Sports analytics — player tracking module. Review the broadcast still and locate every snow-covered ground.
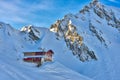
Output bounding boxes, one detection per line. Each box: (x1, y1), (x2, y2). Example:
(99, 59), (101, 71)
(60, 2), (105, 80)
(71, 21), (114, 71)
(0, 0), (120, 80)
(49, 0), (120, 80)
(0, 22), (92, 80)
(0, 58), (91, 80)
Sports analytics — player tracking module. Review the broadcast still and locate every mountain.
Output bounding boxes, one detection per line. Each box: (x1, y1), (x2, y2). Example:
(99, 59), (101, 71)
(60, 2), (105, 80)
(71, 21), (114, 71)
(50, 0), (120, 62)
(0, 22), (91, 80)
(50, 0), (120, 80)
(0, 0), (120, 80)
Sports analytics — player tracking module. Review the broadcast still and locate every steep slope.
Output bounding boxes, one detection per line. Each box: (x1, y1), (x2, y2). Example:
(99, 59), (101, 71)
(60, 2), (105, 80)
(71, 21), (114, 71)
(0, 22), (91, 80)
(0, 0), (120, 80)
(50, 0), (120, 80)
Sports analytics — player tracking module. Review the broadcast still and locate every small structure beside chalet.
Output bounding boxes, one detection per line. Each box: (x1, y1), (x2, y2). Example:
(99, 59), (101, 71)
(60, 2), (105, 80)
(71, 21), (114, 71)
(23, 50), (54, 67)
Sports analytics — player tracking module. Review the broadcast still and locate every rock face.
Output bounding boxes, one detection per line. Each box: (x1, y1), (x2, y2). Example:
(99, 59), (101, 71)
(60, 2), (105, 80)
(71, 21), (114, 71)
(89, 23), (107, 47)
(21, 25), (40, 41)
(50, 0), (120, 62)
(1, 0), (120, 80)
(50, 19), (97, 62)
(80, 0), (120, 30)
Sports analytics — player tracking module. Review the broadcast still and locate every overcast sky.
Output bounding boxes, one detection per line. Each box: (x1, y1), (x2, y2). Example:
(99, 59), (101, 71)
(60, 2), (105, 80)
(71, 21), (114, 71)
(0, 0), (120, 29)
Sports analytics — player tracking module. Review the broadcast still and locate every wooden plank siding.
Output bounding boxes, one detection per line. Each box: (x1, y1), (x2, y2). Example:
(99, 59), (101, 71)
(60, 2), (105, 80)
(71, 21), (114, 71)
(24, 52), (36, 56)
(23, 57), (42, 63)
(24, 52), (46, 56)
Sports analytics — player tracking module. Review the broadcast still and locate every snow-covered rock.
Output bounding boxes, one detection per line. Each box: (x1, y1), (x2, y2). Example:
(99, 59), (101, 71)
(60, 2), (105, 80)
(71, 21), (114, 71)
(50, 0), (120, 80)
(0, 0), (120, 80)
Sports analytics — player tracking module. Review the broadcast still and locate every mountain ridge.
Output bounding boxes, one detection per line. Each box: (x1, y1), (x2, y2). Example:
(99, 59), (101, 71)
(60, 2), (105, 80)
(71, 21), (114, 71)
(0, 0), (120, 80)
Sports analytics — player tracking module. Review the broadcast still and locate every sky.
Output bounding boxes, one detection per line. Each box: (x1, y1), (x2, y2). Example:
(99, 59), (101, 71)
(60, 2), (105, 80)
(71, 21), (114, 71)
(0, 0), (120, 29)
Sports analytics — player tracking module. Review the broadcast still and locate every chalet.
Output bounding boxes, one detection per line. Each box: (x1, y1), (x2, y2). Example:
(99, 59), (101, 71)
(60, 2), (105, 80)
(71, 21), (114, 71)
(23, 50), (54, 67)
(44, 50), (54, 61)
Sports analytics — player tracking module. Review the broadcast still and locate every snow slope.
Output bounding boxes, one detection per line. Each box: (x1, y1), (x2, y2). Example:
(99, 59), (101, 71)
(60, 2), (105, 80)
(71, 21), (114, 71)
(0, 0), (120, 80)
(0, 22), (91, 80)
(50, 0), (120, 80)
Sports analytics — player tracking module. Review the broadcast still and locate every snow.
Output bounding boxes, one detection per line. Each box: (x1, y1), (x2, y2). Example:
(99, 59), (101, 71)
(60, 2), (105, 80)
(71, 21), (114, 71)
(0, 23), (91, 80)
(0, 58), (91, 80)
(1, 0), (120, 80)
(50, 1), (120, 80)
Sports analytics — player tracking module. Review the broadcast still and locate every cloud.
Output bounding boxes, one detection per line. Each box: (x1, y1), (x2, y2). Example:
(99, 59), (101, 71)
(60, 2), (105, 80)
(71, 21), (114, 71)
(33, 0), (54, 10)
(0, 0), (54, 27)
(0, 0), (91, 29)
(108, 0), (120, 3)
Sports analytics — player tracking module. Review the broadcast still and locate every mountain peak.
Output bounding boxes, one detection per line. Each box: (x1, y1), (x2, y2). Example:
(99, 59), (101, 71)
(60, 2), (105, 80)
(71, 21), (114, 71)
(20, 25), (34, 32)
(91, 0), (99, 5)
(92, 0), (99, 3)
(90, 0), (103, 8)
(0, 22), (15, 31)
(79, 0), (103, 14)
(21, 25), (41, 41)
